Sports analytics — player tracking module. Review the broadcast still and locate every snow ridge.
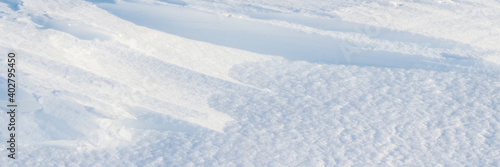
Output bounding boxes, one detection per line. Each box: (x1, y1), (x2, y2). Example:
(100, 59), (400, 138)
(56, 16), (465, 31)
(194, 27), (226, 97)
(0, 0), (499, 166)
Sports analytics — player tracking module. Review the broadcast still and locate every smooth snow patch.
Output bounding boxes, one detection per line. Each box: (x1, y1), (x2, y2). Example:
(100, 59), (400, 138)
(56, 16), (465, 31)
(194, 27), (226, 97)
(121, 107), (204, 133)
(31, 15), (110, 40)
(0, 78), (42, 113)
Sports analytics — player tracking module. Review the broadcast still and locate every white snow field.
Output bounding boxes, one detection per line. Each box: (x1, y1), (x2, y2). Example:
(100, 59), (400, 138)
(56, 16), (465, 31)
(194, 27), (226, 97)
(0, 0), (499, 166)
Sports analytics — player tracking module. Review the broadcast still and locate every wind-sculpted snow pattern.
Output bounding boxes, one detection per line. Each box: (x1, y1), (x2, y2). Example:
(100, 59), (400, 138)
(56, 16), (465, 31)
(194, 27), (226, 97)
(0, 0), (499, 166)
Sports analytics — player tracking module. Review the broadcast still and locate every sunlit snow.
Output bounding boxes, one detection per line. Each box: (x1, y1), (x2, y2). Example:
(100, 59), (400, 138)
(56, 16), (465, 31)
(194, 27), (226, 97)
(0, 0), (499, 166)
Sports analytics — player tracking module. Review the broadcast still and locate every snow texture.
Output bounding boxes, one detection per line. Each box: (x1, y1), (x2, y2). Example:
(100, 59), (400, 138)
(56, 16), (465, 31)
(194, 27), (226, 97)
(0, 0), (499, 166)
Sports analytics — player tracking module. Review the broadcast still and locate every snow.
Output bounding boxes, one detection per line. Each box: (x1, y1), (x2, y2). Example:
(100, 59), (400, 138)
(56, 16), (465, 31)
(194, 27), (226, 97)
(0, 0), (499, 166)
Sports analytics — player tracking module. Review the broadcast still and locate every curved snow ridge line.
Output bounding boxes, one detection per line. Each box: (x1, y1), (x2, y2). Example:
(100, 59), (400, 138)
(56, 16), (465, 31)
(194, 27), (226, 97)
(92, 1), (487, 70)
(238, 15), (447, 56)
(174, 0), (495, 67)
(216, 8), (487, 63)
(15, 51), (231, 150)
(330, 0), (500, 63)
(20, 41), (235, 132)
(0, 1), (260, 134)
(245, 10), (496, 69)
(20, 0), (271, 84)
(91, 1), (271, 82)
(119, 37), (274, 93)
(0, 20), (237, 136)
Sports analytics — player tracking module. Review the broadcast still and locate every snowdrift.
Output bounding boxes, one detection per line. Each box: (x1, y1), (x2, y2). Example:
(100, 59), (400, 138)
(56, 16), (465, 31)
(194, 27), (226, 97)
(0, 0), (499, 166)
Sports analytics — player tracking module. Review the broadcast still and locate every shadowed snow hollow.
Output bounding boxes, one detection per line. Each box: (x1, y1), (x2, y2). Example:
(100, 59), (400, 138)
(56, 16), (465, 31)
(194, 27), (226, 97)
(0, 0), (499, 166)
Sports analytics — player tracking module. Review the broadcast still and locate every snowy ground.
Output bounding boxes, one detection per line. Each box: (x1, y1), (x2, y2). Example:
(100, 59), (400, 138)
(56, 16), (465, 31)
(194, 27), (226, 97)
(0, 0), (499, 166)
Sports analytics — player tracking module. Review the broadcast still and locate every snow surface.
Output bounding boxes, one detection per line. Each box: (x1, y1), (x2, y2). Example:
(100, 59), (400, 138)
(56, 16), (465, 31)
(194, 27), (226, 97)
(0, 0), (499, 166)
